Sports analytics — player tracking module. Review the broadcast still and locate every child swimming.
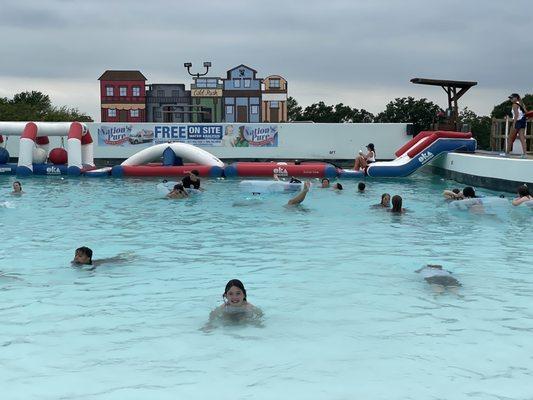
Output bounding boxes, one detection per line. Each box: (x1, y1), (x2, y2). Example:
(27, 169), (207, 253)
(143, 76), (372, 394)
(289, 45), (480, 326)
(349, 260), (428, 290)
(203, 279), (263, 331)
(415, 264), (461, 294)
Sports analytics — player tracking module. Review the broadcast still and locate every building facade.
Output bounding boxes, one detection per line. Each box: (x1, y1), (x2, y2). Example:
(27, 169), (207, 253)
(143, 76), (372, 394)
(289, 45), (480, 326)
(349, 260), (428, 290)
(190, 77), (224, 123)
(98, 70), (147, 122)
(261, 75), (288, 123)
(145, 84), (192, 123)
(223, 65), (262, 123)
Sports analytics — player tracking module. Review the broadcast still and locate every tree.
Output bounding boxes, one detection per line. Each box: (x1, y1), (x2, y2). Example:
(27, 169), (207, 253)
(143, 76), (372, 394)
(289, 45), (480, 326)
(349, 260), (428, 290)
(0, 91), (93, 122)
(459, 107), (491, 150)
(286, 96), (303, 121)
(375, 96), (442, 133)
(491, 94), (533, 118)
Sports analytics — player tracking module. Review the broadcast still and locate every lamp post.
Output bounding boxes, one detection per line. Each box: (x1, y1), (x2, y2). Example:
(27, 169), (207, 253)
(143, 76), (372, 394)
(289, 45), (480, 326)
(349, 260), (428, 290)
(184, 62), (212, 78)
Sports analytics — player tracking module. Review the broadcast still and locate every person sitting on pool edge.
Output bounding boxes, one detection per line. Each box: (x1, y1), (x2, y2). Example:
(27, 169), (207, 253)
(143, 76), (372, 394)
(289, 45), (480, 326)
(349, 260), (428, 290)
(372, 193), (391, 208)
(287, 181), (311, 206)
(167, 183), (189, 199)
(357, 182), (366, 193)
(388, 195), (406, 213)
(11, 181), (24, 195)
(512, 185), (533, 206)
(353, 143), (376, 171)
(182, 169), (202, 190)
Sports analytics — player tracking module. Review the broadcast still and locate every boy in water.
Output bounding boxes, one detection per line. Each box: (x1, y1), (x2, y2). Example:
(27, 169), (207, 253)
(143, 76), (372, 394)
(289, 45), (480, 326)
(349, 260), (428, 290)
(73, 246), (93, 265)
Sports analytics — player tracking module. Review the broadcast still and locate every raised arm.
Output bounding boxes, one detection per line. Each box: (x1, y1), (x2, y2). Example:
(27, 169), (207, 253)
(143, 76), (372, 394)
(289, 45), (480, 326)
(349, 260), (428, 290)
(287, 181), (310, 206)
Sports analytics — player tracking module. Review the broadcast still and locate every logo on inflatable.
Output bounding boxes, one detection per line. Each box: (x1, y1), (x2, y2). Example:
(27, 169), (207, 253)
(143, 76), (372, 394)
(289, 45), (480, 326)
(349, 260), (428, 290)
(46, 166), (62, 175)
(273, 167), (288, 176)
(418, 151), (434, 164)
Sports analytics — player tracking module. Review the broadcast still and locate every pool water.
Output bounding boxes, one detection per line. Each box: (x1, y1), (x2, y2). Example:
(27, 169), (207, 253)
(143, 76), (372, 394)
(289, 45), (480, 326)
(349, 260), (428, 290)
(1, 174), (532, 400)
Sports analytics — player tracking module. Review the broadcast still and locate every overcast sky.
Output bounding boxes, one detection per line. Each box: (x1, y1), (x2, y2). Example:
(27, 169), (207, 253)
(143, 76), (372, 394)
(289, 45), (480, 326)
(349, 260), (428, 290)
(0, 0), (531, 121)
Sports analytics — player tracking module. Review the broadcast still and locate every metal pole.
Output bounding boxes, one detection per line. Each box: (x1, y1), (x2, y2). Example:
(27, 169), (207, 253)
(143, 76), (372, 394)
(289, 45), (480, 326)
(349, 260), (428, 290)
(504, 116), (509, 154)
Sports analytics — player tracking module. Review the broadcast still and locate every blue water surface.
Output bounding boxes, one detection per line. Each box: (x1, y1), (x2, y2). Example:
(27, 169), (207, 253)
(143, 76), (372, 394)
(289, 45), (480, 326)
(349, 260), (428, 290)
(1, 173), (532, 400)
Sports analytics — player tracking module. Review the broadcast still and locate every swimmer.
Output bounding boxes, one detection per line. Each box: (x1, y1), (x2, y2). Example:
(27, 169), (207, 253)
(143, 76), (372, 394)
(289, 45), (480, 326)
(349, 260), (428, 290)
(415, 264), (461, 294)
(333, 182), (343, 191)
(72, 247), (134, 268)
(167, 183), (189, 199)
(388, 195), (406, 213)
(320, 178), (330, 188)
(203, 279), (263, 331)
(512, 185), (532, 206)
(287, 181), (311, 206)
(443, 188), (464, 200)
(372, 193), (391, 208)
(182, 169), (203, 190)
(11, 181), (23, 195)
(357, 182), (366, 193)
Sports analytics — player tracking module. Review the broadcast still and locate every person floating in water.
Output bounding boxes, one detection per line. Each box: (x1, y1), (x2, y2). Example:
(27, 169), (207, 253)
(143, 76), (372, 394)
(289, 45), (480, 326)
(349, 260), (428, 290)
(388, 195), (407, 213)
(11, 181), (24, 195)
(182, 170), (203, 190)
(512, 185), (532, 206)
(72, 246), (133, 268)
(415, 264), (461, 294)
(320, 178), (330, 188)
(443, 186), (476, 200)
(333, 182), (343, 191)
(167, 183), (189, 199)
(287, 181), (311, 206)
(357, 182), (366, 193)
(372, 193), (391, 208)
(203, 279), (263, 331)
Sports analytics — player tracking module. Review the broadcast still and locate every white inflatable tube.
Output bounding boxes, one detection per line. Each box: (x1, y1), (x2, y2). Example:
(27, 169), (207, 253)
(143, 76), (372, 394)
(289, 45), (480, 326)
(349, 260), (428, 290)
(239, 180), (304, 193)
(0, 121), (88, 136)
(156, 181), (201, 197)
(81, 142), (94, 167)
(122, 143), (224, 167)
(18, 138), (35, 171)
(67, 138), (82, 169)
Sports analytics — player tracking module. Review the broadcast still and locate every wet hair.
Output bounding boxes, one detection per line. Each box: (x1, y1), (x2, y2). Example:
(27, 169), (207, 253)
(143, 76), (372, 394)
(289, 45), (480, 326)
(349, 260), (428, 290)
(223, 279), (247, 301)
(321, 178), (330, 184)
(13, 181), (22, 190)
(334, 183), (343, 190)
(452, 188), (460, 194)
(427, 264), (443, 270)
(517, 185), (530, 197)
(173, 183), (184, 191)
(391, 195), (403, 213)
(381, 193), (390, 204)
(289, 177), (302, 184)
(76, 246), (93, 264)
(462, 186), (476, 198)
(358, 182), (366, 191)
(366, 143), (375, 152)
(190, 169), (200, 176)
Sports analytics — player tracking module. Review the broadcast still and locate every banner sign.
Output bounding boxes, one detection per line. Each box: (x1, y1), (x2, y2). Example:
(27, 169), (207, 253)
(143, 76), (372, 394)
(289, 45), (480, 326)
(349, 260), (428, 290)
(191, 89), (222, 97)
(96, 123), (278, 148)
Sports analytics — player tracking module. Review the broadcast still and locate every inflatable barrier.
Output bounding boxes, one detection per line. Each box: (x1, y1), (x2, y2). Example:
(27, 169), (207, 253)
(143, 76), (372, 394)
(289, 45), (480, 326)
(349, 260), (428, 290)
(156, 181), (201, 197)
(225, 162), (337, 178)
(239, 180), (304, 194)
(448, 197), (509, 215)
(337, 169), (365, 179)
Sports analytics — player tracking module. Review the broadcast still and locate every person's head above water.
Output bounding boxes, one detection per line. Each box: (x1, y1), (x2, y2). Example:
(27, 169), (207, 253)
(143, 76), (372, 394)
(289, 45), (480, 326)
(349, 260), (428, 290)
(462, 186), (476, 198)
(12, 181), (22, 193)
(74, 246), (93, 265)
(333, 183), (343, 190)
(223, 279), (247, 306)
(189, 170), (200, 181)
(452, 188), (461, 195)
(517, 185), (530, 197)
(321, 178), (330, 188)
(381, 193), (391, 207)
(358, 182), (366, 192)
(391, 195), (403, 213)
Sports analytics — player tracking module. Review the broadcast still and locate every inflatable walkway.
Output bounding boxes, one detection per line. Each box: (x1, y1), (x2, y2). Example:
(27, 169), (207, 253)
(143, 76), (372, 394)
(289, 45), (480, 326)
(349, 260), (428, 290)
(340, 131), (476, 178)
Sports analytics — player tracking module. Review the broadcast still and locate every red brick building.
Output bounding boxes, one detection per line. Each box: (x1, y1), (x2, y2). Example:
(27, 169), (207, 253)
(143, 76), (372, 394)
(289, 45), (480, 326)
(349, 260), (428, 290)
(98, 70), (147, 122)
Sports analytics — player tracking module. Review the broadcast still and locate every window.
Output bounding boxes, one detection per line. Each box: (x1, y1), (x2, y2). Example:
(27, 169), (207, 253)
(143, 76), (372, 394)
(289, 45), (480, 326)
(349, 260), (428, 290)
(270, 79), (280, 88)
(270, 101), (279, 108)
(251, 105), (259, 114)
(119, 86), (127, 96)
(130, 109), (139, 117)
(206, 78), (218, 88)
(244, 79), (251, 88)
(132, 86), (140, 96)
(171, 90), (179, 98)
(106, 86), (114, 96)
(155, 111), (162, 118)
(196, 79), (207, 88)
(157, 90), (165, 97)
(233, 79), (240, 88)
(108, 109), (116, 117)
(226, 105), (234, 114)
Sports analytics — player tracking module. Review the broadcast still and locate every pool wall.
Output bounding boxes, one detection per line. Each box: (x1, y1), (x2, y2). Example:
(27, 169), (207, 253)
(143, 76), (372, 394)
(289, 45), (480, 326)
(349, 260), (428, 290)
(428, 152), (533, 192)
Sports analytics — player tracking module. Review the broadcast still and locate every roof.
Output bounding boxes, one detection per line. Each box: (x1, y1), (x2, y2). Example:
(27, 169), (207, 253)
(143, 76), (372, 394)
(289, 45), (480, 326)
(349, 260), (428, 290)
(98, 70), (147, 81)
(410, 78), (477, 89)
(226, 64), (258, 78)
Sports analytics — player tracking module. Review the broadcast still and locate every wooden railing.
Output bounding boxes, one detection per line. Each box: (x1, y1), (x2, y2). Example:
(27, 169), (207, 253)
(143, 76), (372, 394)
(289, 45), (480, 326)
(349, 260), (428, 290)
(491, 117), (532, 153)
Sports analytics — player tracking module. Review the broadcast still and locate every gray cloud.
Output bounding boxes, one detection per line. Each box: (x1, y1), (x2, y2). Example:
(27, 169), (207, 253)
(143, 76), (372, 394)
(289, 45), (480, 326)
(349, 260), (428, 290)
(0, 0), (531, 119)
